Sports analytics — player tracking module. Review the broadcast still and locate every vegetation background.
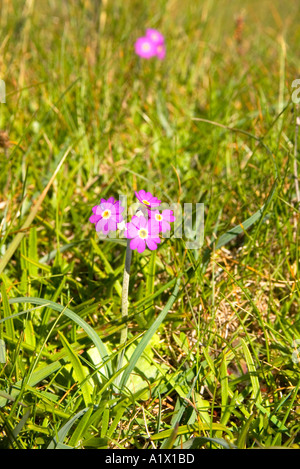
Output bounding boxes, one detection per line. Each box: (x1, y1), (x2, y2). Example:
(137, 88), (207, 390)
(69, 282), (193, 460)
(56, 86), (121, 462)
(0, 0), (300, 449)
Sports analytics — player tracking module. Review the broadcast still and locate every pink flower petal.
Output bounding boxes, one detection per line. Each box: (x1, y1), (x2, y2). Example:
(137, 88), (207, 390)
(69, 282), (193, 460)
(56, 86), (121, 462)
(130, 216), (142, 229)
(136, 238), (146, 253)
(89, 214), (102, 224)
(96, 218), (107, 233)
(146, 238), (159, 251)
(160, 220), (171, 233)
(107, 219), (118, 231)
(156, 44), (166, 60)
(162, 209), (175, 221)
(150, 236), (161, 244)
(148, 218), (160, 234)
(135, 189), (161, 207)
(139, 216), (148, 229)
(129, 237), (139, 250)
(125, 223), (139, 238)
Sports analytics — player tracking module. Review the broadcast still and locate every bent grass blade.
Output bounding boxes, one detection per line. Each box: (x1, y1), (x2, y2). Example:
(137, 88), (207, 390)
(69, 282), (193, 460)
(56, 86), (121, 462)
(0, 145), (72, 276)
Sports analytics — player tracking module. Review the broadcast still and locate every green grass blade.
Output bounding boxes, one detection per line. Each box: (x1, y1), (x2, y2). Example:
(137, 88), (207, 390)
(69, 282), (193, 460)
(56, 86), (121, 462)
(0, 339), (6, 364)
(220, 353), (229, 416)
(241, 338), (262, 404)
(107, 404), (127, 439)
(100, 407), (110, 439)
(176, 435), (236, 449)
(1, 281), (15, 339)
(119, 277), (181, 389)
(90, 238), (122, 297)
(201, 179), (277, 267)
(152, 422), (233, 441)
(58, 332), (93, 407)
(237, 413), (256, 449)
(68, 406), (94, 448)
(0, 145), (72, 276)
(47, 408), (89, 449)
(0, 360), (62, 408)
(8, 297), (112, 378)
(28, 227), (38, 277)
(145, 250), (156, 321)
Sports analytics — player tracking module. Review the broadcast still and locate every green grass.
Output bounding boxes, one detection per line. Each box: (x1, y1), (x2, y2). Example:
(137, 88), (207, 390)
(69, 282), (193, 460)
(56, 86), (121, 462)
(0, 0), (300, 449)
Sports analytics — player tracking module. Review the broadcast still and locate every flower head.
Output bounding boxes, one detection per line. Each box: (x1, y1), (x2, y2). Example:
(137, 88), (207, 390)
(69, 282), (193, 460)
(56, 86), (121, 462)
(146, 28), (165, 46)
(134, 37), (157, 59)
(149, 209), (175, 233)
(135, 29), (166, 60)
(156, 43), (166, 60)
(89, 197), (124, 235)
(124, 215), (161, 253)
(135, 189), (161, 209)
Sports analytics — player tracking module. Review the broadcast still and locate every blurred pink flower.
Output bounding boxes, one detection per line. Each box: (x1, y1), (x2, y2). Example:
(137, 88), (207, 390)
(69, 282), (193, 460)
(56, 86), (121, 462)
(146, 28), (164, 46)
(156, 43), (166, 60)
(135, 29), (166, 60)
(134, 37), (157, 59)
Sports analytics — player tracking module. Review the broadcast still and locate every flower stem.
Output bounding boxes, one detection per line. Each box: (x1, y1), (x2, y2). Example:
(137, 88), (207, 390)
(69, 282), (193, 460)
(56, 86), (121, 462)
(294, 104), (300, 205)
(117, 239), (132, 370)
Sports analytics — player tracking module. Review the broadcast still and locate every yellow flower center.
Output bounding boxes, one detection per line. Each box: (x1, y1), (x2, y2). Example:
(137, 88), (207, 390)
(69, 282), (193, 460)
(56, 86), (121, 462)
(155, 214), (163, 221)
(142, 199), (150, 206)
(138, 229), (148, 239)
(141, 43), (151, 52)
(102, 209), (111, 219)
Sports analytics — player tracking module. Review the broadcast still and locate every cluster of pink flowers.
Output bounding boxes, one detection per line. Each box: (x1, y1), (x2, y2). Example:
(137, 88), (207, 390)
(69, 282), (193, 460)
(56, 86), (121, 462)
(89, 190), (175, 253)
(134, 28), (166, 60)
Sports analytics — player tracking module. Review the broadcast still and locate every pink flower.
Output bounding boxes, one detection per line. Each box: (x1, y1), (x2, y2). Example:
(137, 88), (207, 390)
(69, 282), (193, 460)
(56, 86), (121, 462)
(89, 197), (124, 235)
(156, 43), (166, 60)
(135, 29), (166, 60)
(134, 37), (157, 59)
(124, 216), (161, 253)
(135, 189), (161, 208)
(146, 28), (165, 46)
(149, 209), (175, 233)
